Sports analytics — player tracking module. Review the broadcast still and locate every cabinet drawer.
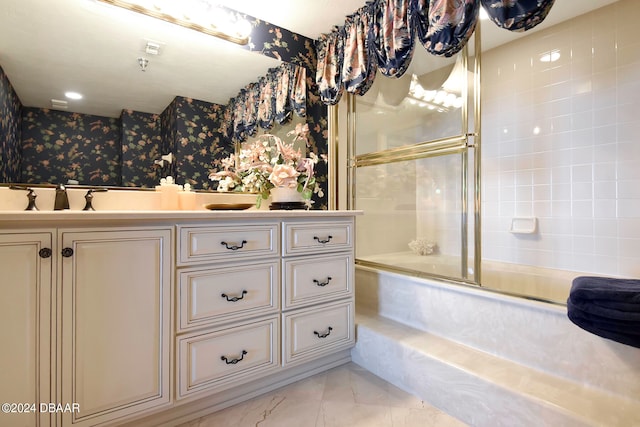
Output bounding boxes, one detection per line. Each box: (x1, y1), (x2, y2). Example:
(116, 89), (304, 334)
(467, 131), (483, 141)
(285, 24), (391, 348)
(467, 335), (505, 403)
(178, 223), (279, 265)
(177, 316), (279, 399)
(178, 261), (280, 332)
(283, 253), (353, 309)
(283, 220), (353, 256)
(283, 300), (354, 366)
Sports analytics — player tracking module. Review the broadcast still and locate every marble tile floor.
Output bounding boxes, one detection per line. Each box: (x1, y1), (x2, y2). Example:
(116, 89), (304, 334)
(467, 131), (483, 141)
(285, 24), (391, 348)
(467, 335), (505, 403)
(178, 362), (466, 427)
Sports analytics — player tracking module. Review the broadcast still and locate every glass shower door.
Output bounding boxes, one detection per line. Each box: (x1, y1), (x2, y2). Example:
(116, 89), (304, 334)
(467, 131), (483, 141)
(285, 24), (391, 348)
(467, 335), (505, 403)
(349, 43), (480, 285)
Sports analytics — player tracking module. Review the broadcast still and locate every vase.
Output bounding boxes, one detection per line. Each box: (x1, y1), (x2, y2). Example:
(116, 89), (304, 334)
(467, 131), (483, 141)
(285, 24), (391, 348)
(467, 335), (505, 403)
(269, 186), (306, 210)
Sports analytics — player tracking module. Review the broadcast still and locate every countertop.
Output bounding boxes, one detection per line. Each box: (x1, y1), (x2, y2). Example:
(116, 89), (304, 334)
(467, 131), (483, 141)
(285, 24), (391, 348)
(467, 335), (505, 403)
(0, 209), (362, 226)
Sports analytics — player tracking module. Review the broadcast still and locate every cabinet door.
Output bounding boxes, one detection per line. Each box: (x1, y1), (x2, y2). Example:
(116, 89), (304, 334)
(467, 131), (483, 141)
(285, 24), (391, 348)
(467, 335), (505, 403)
(0, 232), (52, 427)
(58, 228), (171, 427)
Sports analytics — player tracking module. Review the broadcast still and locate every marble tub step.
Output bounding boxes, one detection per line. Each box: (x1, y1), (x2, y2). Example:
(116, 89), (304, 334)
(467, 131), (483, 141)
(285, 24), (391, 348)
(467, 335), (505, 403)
(351, 311), (640, 427)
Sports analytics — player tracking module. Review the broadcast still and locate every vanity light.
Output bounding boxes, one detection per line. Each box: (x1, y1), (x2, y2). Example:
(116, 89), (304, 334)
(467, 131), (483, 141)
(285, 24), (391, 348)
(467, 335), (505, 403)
(96, 0), (251, 45)
(408, 76), (463, 113)
(65, 91), (83, 100)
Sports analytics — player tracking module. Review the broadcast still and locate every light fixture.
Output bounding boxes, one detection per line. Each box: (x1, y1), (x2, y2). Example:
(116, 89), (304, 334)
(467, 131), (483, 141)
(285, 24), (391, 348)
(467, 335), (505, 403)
(407, 76), (463, 113)
(145, 41), (161, 55)
(96, 0), (251, 45)
(51, 99), (69, 109)
(65, 91), (83, 100)
(539, 49), (561, 63)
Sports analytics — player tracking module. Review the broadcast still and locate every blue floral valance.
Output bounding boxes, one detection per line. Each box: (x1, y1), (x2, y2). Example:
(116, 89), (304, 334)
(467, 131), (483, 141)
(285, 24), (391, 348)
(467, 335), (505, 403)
(481, 0), (555, 32)
(316, 0), (555, 105)
(342, 5), (378, 96)
(316, 27), (345, 105)
(222, 62), (307, 142)
(373, 0), (416, 78)
(419, 0), (479, 57)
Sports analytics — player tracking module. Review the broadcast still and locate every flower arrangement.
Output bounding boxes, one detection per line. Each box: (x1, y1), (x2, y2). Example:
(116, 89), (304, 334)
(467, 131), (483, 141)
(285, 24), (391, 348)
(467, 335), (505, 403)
(209, 123), (326, 207)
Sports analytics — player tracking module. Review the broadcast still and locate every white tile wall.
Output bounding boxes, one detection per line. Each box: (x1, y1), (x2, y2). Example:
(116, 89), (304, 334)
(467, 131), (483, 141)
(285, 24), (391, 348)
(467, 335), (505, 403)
(482, 0), (640, 277)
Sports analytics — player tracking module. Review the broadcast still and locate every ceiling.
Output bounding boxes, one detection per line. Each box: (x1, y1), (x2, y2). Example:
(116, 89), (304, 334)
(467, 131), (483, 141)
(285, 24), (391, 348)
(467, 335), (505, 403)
(0, 0), (618, 118)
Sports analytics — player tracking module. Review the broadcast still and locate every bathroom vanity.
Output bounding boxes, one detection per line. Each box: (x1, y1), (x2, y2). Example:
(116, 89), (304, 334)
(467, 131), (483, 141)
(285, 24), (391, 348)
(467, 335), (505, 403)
(0, 209), (359, 427)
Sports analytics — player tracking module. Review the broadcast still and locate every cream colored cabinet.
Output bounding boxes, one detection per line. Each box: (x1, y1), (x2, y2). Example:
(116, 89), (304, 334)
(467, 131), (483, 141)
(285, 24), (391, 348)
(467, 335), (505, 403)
(175, 218), (355, 401)
(176, 221), (281, 400)
(0, 213), (357, 427)
(57, 228), (172, 427)
(0, 232), (53, 427)
(281, 219), (355, 368)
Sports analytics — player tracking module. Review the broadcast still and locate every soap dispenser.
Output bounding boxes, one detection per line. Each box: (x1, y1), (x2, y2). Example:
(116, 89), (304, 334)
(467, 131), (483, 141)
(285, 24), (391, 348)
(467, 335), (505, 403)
(178, 182), (197, 210)
(158, 176), (181, 210)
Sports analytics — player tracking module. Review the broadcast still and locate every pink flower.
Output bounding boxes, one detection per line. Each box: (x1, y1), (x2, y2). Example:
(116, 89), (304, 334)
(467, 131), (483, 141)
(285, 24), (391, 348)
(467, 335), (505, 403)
(269, 164), (299, 188)
(287, 123), (310, 146)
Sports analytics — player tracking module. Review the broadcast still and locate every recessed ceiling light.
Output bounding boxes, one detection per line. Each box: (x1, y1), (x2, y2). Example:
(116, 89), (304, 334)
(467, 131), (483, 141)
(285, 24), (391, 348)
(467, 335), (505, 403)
(65, 91), (83, 100)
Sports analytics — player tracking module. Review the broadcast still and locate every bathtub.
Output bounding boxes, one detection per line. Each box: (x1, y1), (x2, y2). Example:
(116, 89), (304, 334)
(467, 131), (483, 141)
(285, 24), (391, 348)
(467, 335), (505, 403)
(356, 251), (583, 304)
(352, 264), (640, 425)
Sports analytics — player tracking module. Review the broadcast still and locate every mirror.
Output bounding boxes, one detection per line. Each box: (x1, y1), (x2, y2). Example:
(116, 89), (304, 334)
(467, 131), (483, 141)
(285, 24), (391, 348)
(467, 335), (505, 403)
(0, 0), (318, 189)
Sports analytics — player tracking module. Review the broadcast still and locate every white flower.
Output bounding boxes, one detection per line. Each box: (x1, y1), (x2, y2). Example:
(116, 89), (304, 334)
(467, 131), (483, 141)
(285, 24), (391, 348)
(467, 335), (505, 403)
(217, 176), (238, 192)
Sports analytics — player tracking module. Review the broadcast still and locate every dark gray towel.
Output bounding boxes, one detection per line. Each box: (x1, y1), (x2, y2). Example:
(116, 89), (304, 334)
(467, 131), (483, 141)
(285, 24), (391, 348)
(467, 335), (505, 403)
(567, 276), (640, 348)
(567, 299), (640, 349)
(569, 276), (640, 319)
(570, 276), (640, 304)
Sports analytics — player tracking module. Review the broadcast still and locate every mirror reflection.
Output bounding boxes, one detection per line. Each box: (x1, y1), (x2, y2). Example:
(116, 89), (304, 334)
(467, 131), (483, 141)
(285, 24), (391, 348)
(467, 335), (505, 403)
(0, 0), (317, 189)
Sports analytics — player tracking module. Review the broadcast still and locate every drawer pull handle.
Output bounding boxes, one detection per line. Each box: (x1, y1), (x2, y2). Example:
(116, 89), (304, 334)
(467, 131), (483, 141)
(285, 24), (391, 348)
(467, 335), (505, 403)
(313, 235), (333, 244)
(221, 350), (247, 365)
(313, 277), (332, 287)
(314, 327), (333, 339)
(221, 240), (247, 250)
(221, 290), (248, 302)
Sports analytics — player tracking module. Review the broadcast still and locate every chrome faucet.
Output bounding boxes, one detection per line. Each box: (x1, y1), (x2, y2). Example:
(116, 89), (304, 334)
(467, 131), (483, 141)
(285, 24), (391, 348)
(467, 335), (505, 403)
(54, 184), (70, 210)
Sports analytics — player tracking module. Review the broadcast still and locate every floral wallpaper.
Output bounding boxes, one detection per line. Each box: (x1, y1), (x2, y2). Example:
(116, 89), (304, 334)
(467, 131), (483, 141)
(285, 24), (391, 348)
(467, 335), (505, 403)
(20, 108), (122, 185)
(165, 96), (231, 190)
(3, 9), (329, 207)
(121, 109), (162, 188)
(0, 65), (22, 183)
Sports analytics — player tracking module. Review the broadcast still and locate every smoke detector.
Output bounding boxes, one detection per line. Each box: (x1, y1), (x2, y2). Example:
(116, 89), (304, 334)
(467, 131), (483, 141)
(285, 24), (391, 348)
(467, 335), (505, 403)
(138, 57), (149, 72)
